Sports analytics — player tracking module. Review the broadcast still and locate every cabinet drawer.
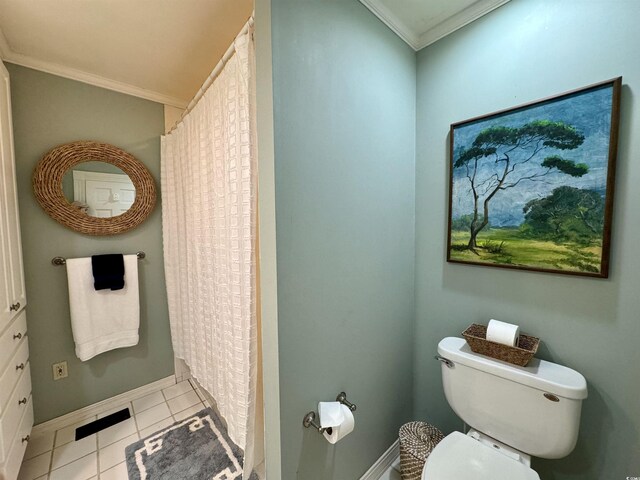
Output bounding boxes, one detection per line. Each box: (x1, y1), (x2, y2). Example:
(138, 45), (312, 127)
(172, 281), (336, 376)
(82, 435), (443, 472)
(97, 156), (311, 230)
(0, 396), (32, 480)
(0, 311), (26, 369)
(0, 366), (30, 463)
(0, 339), (28, 415)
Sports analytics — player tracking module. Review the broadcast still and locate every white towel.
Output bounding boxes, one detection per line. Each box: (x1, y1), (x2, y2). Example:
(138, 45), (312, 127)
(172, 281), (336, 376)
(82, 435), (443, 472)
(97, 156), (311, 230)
(66, 254), (140, 361)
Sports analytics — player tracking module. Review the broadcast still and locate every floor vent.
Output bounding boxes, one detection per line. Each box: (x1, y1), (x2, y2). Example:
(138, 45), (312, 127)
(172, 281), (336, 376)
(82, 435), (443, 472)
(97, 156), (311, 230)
(75, 408), (131, 441)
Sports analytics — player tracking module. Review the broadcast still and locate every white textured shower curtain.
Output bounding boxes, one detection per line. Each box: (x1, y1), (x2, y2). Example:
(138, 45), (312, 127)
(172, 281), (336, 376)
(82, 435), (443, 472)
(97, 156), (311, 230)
(160, 26), (258, 477)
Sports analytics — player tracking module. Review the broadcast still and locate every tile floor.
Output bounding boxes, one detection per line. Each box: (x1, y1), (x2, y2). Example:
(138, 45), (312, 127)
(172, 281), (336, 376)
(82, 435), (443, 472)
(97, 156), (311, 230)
(18, 379), (209, 480)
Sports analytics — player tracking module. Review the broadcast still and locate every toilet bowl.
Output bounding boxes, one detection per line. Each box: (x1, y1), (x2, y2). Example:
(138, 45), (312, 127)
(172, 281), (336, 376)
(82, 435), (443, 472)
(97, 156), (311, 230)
(421, 431), (539, 479)
(425, 336), (587, 478)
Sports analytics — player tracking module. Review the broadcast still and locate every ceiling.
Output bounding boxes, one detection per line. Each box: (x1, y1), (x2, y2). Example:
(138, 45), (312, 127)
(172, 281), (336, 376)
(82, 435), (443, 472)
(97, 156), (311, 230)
(360, 0), (511, 50)
(0, 1), (507, 107)
(0, 0), (253, 108)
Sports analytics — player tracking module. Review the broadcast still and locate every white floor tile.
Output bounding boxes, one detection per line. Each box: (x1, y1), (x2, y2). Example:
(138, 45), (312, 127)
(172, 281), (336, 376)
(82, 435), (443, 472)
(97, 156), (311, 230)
(167, 390), (200, 415)
(17, 382), (216, 480)
(49, 414), (96, 433)
(97, 417), (137, 448)
(139, 417), (174, 439)
(99, 433), (137, 472)
(193, 386), (207, 403)
(97, 403), (132, 419)
(162, 380), (193, 400)
(202, 392), (215, 409)
(51, 435), (97, 470)
(193, 385), (215, 409)
(100, 462), (128, 480)
(55, 417), (97, 447)
(24, 430), (55, 460)
(17, 451), (51, 480)
(131, 391), (165, 415)
(134, 402), (171, 430)
(172, 403), (206, 422)
(49, 452), (97, 480)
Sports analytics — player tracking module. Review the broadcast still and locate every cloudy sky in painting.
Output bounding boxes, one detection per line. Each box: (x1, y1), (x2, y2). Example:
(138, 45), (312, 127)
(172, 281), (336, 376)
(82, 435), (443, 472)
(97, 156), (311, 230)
(451, 84), (614, 227)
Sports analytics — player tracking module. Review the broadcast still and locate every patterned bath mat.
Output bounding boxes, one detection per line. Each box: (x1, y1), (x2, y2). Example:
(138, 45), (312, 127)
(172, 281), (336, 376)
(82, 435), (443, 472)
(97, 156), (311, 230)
(125, 407), (255, 480)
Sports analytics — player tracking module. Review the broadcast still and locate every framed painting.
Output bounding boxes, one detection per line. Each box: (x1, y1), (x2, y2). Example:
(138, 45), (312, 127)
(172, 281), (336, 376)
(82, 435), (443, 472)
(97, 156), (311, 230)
(447, 78), (621, 278)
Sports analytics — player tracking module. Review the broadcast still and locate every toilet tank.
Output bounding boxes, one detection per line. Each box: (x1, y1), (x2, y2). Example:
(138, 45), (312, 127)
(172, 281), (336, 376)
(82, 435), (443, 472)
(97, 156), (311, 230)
(438, 337), (587, 459)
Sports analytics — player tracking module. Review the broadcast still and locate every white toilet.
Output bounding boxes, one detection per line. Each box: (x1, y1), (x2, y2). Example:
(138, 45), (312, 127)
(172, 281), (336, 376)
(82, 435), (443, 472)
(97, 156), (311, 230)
(423, 337), (587, 479)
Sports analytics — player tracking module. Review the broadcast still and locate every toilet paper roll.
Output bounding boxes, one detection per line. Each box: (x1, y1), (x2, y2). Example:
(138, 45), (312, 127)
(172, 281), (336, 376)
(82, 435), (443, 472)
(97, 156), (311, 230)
(486, 319), (520, 347)
(318, 401), (344, 428)
(322, 404), (355, 444)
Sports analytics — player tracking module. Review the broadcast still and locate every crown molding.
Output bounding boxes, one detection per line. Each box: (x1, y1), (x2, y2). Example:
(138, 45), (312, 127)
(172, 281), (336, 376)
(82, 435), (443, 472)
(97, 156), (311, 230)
(0, 25), (187, 108)
(4, 53), (188, 108)
(359, 0), (421, 50)
(416, 0), (511, 50)
(360, 0), (511, 52)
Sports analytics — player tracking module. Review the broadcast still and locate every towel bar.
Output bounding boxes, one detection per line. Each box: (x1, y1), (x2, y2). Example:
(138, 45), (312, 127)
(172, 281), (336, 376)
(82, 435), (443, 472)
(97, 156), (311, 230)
(51, 251), (146, 266)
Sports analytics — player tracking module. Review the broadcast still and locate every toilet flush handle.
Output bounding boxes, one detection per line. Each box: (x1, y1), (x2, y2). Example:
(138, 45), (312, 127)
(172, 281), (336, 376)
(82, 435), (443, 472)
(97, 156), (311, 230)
(435, 355), (454, 368)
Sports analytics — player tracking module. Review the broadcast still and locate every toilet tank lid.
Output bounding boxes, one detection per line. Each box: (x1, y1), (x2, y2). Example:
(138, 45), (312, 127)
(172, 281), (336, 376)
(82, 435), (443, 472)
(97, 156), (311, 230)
(438, 337), (587, 400)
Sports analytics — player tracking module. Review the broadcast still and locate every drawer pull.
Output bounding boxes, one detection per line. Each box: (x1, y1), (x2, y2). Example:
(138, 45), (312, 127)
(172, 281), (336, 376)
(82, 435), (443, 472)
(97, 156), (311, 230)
(18, 397), (27, 405)
(13, 333), (22, 340)
(16, 363), (25, 371)
(21, 435), (30, 443)
(9, 302), (21, 311)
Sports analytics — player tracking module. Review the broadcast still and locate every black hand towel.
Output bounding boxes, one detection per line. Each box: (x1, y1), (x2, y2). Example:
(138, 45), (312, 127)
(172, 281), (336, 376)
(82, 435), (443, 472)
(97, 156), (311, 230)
(91, 254), (125, 291)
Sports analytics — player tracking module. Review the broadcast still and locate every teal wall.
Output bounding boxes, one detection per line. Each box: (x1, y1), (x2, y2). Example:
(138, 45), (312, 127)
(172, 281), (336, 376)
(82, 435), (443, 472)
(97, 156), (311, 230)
(415, 1), (640, 478)
(7, 64), (174, 424)
(271, 1), (416, 478)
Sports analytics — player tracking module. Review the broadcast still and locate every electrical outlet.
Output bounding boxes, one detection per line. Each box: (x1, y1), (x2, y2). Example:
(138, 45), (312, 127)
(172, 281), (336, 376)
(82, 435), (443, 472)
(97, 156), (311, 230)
(52, 361), (68, 380)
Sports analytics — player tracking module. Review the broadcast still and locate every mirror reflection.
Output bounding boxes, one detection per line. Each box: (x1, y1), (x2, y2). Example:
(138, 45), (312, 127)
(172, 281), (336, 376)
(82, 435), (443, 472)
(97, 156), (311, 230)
(62, 161), (136, 218)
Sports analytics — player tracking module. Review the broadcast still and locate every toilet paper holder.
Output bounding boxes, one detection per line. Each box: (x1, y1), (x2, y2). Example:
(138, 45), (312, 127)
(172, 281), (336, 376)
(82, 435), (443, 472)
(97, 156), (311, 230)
(303, 391), (357, 433)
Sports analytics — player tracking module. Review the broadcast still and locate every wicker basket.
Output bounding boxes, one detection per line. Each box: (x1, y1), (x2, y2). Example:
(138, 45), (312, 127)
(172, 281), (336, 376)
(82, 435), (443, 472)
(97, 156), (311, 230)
(399, 422), (444, 480)
(462, 323), (540, 366)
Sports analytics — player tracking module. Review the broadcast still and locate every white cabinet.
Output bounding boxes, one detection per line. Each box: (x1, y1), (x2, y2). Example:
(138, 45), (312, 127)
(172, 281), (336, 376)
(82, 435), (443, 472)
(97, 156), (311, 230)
(0, 61), (32, 480)
(0, 61), (26, 334)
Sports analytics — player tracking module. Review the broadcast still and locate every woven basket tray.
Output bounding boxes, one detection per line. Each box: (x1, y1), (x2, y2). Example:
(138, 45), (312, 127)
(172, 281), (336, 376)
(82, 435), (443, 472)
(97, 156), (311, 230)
(399, 422), (444, 480)
(462, 323), (540, 366)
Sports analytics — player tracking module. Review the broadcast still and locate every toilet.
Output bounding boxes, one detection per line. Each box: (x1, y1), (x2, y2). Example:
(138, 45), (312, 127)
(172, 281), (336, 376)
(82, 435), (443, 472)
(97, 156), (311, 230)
(423, 337), (587, 479)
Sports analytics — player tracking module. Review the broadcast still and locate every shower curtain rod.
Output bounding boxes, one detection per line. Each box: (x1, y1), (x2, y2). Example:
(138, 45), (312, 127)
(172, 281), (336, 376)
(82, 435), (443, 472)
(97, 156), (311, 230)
(168, 15), (255, 135)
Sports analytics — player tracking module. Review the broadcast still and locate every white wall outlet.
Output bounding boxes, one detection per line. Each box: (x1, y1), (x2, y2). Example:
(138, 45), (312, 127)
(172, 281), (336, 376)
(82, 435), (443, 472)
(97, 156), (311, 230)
(52, 361), (68, 380)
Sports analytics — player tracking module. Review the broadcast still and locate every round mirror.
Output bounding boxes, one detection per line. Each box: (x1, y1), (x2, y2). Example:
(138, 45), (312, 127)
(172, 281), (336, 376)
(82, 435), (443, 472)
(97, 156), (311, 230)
(61, 161), (136, 218)
(33, 141), (156, 236)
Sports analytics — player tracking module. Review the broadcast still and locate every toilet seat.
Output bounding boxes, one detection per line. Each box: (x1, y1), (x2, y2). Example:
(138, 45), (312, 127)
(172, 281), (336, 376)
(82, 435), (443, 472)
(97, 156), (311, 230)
(421, 432), (540, 480)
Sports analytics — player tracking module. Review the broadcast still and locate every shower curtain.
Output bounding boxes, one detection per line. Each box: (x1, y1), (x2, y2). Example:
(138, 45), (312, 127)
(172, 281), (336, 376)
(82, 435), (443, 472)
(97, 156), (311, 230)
(160, 24), (258, 479)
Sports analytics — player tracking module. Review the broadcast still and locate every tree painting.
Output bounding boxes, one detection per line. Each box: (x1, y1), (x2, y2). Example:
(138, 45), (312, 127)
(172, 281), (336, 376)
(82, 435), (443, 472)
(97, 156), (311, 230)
(448, 79), (621, 277)
(457, 120), (587, 250)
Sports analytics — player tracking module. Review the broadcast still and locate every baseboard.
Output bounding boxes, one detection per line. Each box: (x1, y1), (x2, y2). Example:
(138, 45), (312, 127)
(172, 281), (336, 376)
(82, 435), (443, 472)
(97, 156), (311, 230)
(32, 375), (176, 434)
(360, 439), (400, 480)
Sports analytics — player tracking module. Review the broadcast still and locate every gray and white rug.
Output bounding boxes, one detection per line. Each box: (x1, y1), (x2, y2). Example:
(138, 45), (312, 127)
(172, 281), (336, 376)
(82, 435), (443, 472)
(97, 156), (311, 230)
(125, 407), (256, 480)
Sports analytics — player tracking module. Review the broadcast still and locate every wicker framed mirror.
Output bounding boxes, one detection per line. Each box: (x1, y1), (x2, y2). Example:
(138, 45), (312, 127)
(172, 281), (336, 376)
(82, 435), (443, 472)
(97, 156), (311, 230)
(33, 141), (157, 236)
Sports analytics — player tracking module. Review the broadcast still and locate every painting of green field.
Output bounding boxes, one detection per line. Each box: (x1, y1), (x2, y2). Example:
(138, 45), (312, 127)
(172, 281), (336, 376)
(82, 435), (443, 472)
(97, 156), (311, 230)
(449, 228), (602, 273)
